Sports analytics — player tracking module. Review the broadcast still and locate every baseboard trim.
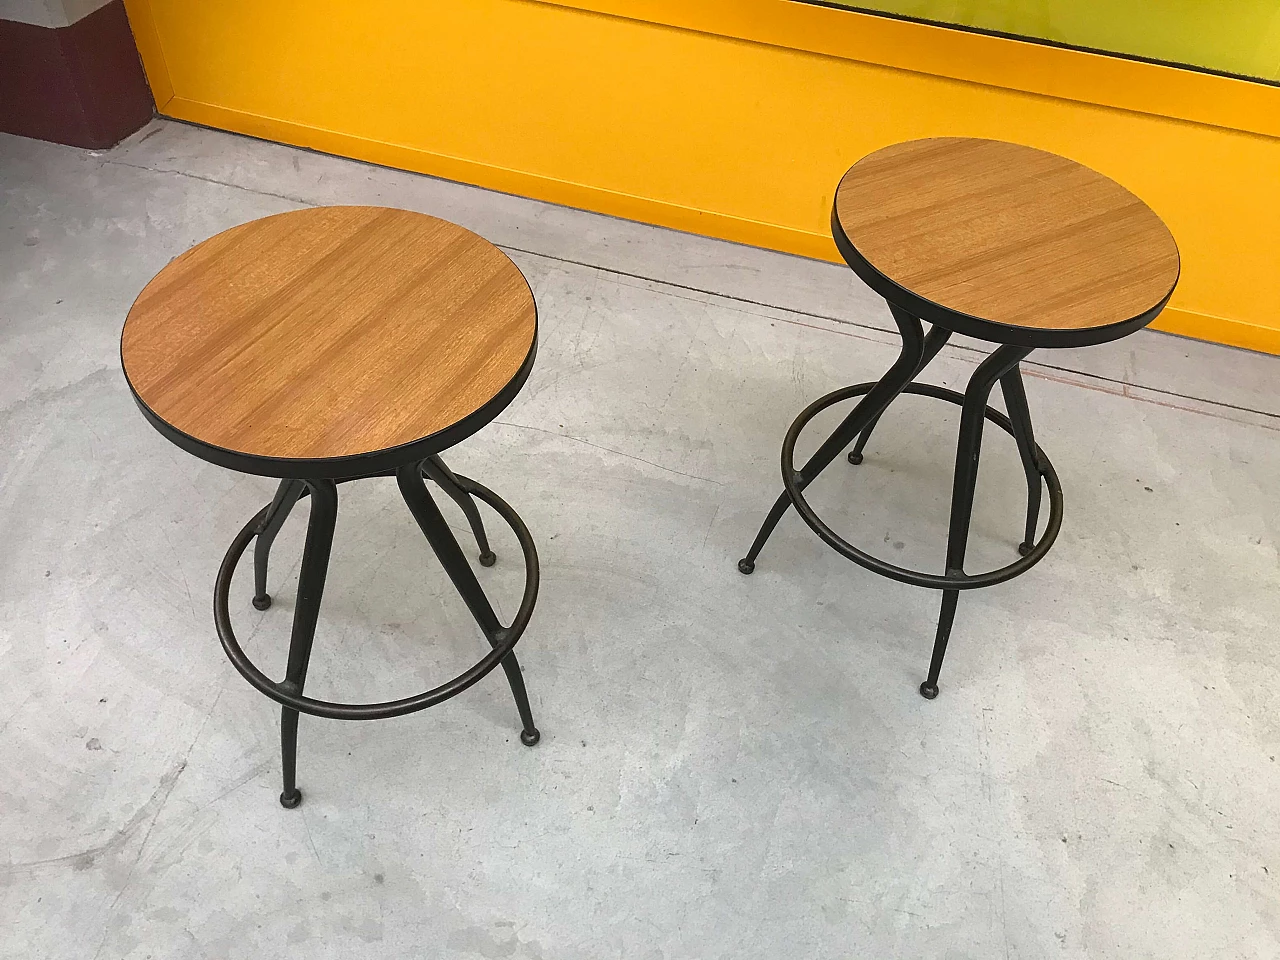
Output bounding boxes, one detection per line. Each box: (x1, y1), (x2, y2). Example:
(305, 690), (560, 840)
(1152, 308), (1280, 356)
(163, 95), (840, 262)
(162, 96), (1280, 358)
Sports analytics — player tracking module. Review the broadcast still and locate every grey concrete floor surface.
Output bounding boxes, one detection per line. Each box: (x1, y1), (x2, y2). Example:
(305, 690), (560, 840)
(2, 120), (1279, 959)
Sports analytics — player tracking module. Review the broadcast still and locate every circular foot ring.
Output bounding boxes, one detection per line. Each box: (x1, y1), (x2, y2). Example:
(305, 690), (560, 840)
(215, 475), (540, 722)
(280, 788), (302, 808)
(252, 594), (272, 611)
(919, 682), (939, 700)
(520, 728), (541, 746)
(782, 381), (1064, 591)
(737, 558), (755, 575)
(479, 551), (497, 567)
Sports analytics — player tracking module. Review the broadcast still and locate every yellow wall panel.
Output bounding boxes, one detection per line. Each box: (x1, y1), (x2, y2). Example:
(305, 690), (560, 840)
(124, 0), (1280, 353)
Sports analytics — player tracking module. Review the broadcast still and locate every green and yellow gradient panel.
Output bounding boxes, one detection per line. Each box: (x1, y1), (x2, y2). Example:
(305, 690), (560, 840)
(827, 0), (1280, 80)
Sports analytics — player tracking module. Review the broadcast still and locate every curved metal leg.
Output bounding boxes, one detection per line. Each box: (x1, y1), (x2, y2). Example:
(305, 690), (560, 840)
(919, 345), (1031, 699)
(422, 455), (496, 567)
(848, 324), (952, 465)
(253, 480), (305, 610)
(845, 414), (880, 467)
(739, 305), (927, 574)
(279, 479), (338, 807)
(396, 465), (540, 746)
(1000, 366), (1043, 557)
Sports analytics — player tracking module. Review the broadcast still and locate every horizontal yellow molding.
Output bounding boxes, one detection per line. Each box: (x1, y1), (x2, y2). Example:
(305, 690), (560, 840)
(1152, 308), (1280, 356)
(162, 95), (843, 263)
(536, 0), (1280, 139)
(162, 96), (1278, 356)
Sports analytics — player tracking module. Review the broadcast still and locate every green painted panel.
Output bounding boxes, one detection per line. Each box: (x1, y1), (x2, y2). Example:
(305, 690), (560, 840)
(829, 1), (1280, 81)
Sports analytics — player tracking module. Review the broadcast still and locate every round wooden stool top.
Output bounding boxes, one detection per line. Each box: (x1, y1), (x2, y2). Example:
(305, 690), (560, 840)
(833, 138), (1180, 347)
(122, 207), (537, 478)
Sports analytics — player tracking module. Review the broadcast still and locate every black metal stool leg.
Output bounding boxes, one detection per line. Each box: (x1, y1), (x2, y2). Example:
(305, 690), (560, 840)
(253, 479), (305, 610)
(422, 455), (496, 567)
(845, 413), (880, 467)
(920, 589), (959, 700)
(848, 324), (952, 465)
(919, 345), (1030, 699)
(279, 479), (338, 807)
(396, 465), (540, 746)
(739, 305), (927, 573)
(737, 491), (796, 575)
(999, 366), (1043, 557)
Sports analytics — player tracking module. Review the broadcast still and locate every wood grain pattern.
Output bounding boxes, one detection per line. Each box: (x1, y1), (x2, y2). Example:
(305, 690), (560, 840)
(836, 138), (1179, 330)
(122, 207), (536, 461)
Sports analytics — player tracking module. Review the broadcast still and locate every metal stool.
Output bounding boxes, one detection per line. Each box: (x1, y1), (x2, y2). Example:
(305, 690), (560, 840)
(122, 206), (542, 807)
(739, 138), (1179, 698)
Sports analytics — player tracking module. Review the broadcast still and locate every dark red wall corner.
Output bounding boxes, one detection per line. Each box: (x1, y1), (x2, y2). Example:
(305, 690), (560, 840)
(0, 0), (154, 149)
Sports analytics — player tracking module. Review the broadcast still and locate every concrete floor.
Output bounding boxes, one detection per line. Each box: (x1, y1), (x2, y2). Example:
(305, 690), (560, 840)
(2, 120), (1279, 959)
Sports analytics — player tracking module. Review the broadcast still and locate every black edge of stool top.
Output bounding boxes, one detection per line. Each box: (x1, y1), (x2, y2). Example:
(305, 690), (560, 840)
(121, 206), (539, 479)
(832, 138), (1179, 349)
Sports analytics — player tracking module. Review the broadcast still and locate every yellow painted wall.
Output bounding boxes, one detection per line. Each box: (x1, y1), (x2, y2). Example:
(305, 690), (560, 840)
(123, 0), (1280, 354)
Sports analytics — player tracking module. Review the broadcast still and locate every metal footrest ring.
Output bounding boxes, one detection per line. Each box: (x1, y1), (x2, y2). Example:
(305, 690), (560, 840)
(213, 475), (539, 721)
(782, 381), (1063, 591)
